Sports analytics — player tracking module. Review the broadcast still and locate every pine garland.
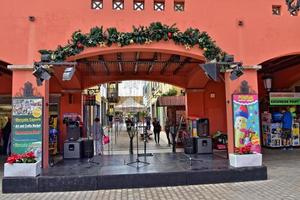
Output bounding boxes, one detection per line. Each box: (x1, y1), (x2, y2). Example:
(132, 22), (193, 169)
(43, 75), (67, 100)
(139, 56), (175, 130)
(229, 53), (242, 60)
(39, 22), (225, 62)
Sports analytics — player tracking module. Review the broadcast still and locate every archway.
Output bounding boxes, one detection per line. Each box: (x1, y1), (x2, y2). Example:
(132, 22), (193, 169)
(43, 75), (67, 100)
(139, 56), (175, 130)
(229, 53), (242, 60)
(258, 54), (300, 154)
(48, 48), (228, 156)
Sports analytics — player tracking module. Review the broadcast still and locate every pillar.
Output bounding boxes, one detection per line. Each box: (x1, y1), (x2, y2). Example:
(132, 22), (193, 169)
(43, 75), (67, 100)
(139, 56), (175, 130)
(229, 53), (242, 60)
(185, 89), (205, 118)
(224, 66), (260, 153)
(9, 65), (49, 169)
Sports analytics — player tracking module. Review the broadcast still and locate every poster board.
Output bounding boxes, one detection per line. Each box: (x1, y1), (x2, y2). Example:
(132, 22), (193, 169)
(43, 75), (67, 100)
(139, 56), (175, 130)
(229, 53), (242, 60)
(12, 97), (43, 161)
(269, 92), (300, 105)
(233, 94), (261, 153)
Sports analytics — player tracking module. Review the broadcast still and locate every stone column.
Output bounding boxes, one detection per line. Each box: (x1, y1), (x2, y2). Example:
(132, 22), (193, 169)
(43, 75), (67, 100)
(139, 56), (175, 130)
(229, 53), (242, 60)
(224, 66), (261, 154)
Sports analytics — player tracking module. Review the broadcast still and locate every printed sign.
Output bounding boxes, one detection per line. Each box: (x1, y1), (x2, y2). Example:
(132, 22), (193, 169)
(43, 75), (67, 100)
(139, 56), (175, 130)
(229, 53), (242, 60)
(12, 98), (43, 161)
(269, 92), (300, 105)
(233, 94), (261, 153)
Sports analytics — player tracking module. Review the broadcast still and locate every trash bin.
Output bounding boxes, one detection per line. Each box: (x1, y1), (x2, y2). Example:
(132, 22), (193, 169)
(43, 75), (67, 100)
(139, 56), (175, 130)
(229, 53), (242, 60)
(193, 136), (212, 154)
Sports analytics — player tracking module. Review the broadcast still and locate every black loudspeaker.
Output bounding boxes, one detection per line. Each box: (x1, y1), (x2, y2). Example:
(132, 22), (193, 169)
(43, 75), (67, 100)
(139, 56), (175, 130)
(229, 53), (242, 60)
(82, 139), (94, 158)
(184, 137), (195, 154)
(199, 63), (220, 81)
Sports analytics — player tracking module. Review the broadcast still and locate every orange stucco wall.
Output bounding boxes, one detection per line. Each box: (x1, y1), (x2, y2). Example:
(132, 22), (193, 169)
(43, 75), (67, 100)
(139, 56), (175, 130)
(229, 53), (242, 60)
(1, 0), (299, 66)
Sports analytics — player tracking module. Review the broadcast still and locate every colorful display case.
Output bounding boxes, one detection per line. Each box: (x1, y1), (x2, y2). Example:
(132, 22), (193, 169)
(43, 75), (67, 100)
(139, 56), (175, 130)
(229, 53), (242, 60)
(261, 112), (300, 147)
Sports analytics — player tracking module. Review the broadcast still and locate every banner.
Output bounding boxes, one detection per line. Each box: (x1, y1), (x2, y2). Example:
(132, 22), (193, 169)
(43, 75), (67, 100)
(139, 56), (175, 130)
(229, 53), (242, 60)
(233, 94), (261, 153)
(269, 92), (300, 105)
(12, 98), (43, 161)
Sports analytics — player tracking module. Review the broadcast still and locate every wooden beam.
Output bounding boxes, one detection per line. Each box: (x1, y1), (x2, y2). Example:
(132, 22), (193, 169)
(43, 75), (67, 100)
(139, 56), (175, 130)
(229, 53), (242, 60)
(147, 53), (158, 75)
(262, 55), (299, 72)
(117, 53), (123, 74)
(134, 52), (140, 74)
(173, 57), (191, 75)
(85, 60), (95, 75)
(160, 55), (177, 75)
(98, 55), (110, 75)
(269, 57), (300, 73)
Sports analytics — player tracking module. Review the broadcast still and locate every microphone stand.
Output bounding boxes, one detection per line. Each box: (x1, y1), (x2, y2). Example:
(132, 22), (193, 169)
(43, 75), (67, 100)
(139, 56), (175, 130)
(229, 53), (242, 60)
(126, 126), (150, 168)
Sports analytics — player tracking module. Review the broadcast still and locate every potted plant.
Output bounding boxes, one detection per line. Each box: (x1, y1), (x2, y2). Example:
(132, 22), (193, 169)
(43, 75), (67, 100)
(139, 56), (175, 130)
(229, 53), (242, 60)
(4, 151), (41, 177)
(229, 145), (262, 167)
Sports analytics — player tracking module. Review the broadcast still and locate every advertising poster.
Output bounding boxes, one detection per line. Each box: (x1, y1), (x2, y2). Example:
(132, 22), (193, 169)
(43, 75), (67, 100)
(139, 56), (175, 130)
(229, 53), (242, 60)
(12, 98), (43, 161)
(233, 94), (261, 153)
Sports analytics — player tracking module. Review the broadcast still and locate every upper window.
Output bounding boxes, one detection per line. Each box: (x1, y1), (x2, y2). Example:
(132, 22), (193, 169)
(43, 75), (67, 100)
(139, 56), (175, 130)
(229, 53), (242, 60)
(134, 0), (144, 11)
(174, 1), (184, 12)
(91, 0), (103, 10)
(154, 1), (165, 11)
(272, 5), (281, 16)
(113, 0), (124, 10)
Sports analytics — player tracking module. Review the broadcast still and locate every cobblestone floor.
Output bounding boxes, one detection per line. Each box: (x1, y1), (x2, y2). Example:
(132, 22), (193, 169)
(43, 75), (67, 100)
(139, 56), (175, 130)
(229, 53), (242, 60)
(1, 148), (300, 199)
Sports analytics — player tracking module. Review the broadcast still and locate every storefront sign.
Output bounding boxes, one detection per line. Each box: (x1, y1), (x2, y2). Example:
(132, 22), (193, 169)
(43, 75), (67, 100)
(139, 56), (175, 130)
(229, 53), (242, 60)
(233, 94), (261, 153)
(269, 92), (300, 105)
(12, 98), (43, 161)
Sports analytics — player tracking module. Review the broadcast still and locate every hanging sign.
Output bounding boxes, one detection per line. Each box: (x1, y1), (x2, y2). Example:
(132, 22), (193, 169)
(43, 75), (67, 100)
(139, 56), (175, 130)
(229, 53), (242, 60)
(269, 92), (300, 105)
(12, 97), (43, 161)
(233, 94), (261, 153)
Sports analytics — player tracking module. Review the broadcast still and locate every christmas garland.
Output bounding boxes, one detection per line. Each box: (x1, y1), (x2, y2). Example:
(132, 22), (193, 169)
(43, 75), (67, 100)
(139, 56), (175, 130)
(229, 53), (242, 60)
(39, 22), (225, 62)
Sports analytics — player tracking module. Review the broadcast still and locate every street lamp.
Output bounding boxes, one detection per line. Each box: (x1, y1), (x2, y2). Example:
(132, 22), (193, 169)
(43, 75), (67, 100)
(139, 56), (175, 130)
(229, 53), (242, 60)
(263, 75), (272, 92)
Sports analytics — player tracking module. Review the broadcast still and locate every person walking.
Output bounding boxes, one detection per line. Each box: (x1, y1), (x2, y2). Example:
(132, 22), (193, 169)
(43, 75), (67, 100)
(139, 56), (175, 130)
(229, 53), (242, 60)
(2, 117), (11, 156)
(281, 108), (293, 150)
(165, 118), (171, 146)
(93, 117), (104, 155)
(146, 116), (151, 131)
(152, 118), (161, 144)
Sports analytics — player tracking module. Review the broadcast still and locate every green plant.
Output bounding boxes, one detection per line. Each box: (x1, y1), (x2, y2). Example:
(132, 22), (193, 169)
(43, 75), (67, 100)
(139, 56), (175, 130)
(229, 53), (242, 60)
(161, 88), (178, 96)
(39, 22), (225, 62)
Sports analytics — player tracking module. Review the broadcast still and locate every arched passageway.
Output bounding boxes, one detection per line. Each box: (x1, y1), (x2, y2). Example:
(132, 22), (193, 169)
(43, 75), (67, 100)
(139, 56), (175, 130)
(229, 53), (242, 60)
(48, 49), (228, 154)
(258, 54), (300, 150)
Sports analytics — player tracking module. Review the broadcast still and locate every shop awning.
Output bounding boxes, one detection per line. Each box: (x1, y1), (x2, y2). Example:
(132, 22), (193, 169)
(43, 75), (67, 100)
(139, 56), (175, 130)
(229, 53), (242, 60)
(157, 96), (185, 107)
(115, 97), (146, 112)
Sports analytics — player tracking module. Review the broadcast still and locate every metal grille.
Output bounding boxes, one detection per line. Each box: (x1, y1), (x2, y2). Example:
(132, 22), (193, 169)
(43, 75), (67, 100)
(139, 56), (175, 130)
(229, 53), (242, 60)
(154, 1), (165, 11)
(134, 1), (144, 11)
(174, 2), (184, 12)
(113, 0), (124, 10)
(91, 0), (103, 10)
(272, 5), (281, 15)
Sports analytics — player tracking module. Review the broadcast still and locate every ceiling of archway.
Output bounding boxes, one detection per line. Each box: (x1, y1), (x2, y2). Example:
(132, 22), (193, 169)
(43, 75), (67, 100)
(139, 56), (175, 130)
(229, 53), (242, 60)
(259, 54), (300, 73)
(49, 51), (209, 92)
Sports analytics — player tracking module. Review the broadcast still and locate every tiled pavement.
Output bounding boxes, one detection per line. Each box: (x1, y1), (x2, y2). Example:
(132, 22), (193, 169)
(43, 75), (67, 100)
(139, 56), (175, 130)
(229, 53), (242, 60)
(1, 143), (300, 199)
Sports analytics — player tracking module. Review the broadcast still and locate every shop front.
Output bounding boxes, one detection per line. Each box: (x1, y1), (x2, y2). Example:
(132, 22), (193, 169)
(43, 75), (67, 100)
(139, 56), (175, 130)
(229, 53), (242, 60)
(259, 54), (300, 151)
(261, 92), (300, 148)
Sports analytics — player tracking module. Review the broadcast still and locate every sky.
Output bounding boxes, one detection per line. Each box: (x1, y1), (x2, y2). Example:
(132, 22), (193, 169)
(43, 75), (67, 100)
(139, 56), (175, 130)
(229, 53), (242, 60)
(118, 81), (145, 96)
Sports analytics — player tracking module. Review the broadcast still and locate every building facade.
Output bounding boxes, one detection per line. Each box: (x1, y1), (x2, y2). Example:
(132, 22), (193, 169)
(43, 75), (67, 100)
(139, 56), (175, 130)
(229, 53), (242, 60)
(1, 1), (300, 168)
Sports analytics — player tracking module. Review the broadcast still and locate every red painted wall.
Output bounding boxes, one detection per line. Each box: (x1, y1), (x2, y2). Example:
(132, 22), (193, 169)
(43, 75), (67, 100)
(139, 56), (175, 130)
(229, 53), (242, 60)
(0, 75), (12, 94)
(204, 81), (227, 134)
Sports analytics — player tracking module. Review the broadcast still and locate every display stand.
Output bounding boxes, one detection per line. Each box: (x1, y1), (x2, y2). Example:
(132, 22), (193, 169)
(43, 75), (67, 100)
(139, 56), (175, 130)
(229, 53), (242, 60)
(138, 124), (153, 157)
(126, 127), (150, 168)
